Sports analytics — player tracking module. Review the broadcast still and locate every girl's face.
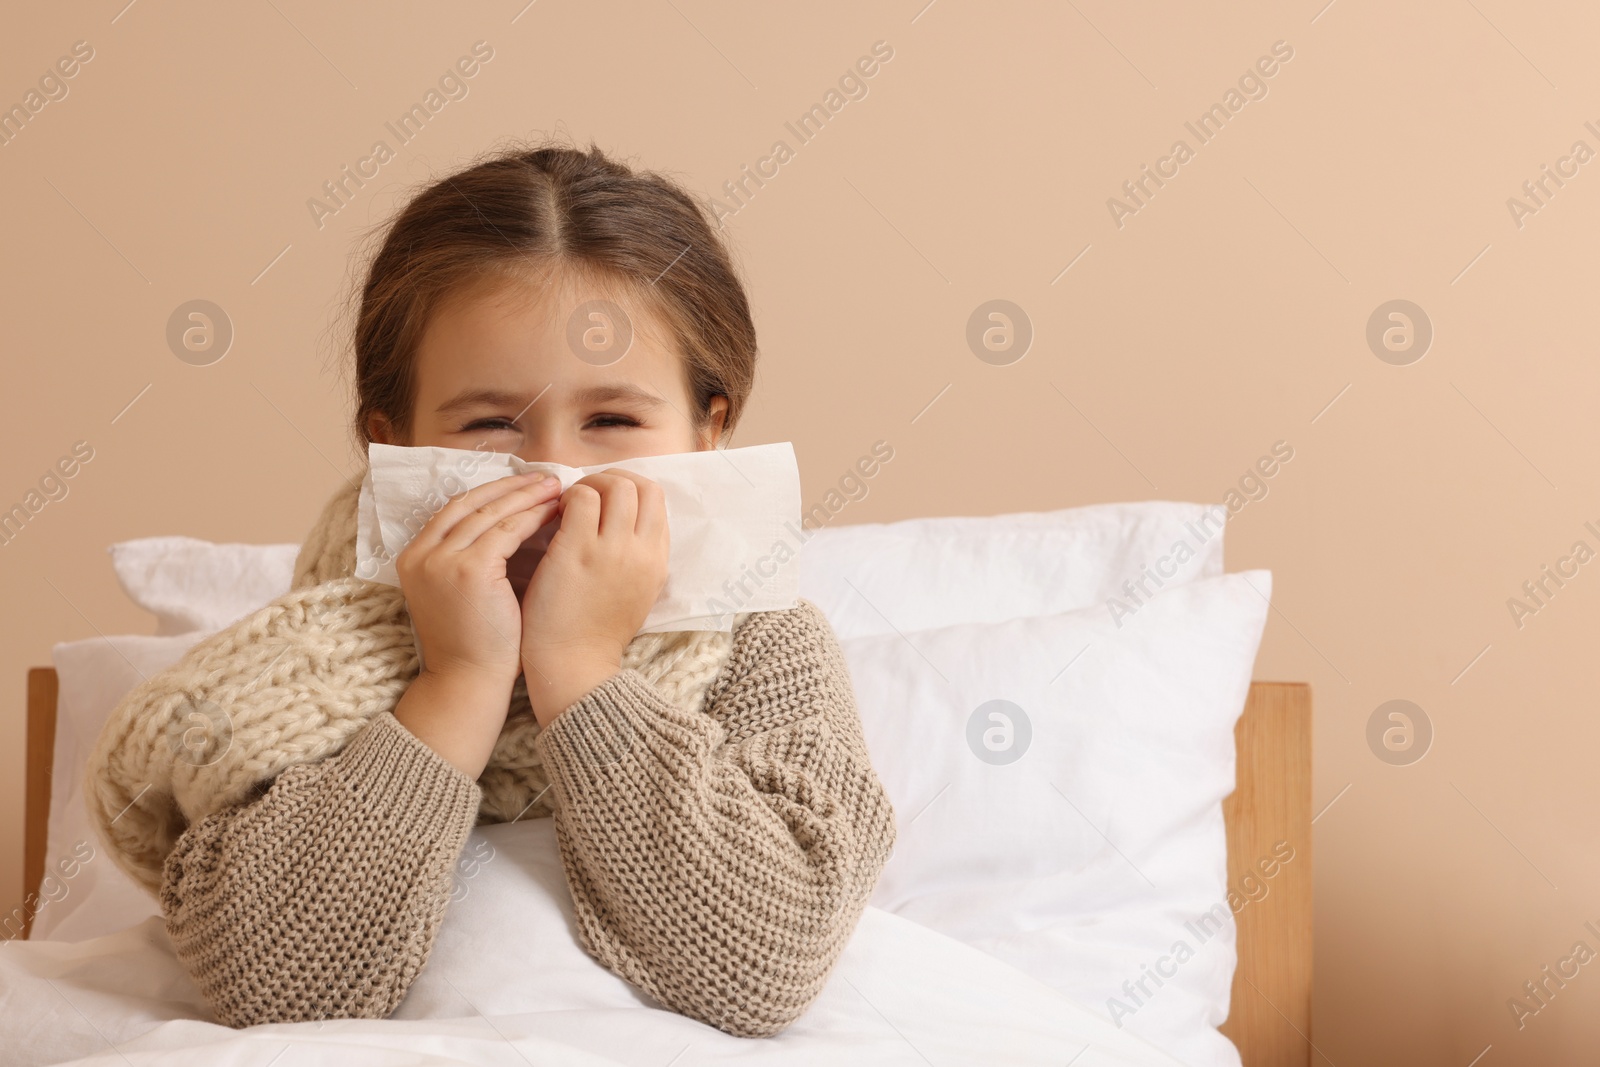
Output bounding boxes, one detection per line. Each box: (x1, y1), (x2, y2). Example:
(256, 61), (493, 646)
(369, 270), (726, 462)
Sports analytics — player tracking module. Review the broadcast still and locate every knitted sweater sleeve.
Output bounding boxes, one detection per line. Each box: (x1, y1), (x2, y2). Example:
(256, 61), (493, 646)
(158, 709), (483, 1028)
(530, 597), (898, 1038)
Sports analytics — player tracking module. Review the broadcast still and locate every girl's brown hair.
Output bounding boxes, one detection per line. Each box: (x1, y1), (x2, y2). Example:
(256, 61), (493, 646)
(343, 137), (757, 452)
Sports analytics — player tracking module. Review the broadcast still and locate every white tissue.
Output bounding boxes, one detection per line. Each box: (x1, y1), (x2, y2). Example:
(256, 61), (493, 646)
(355, 441), (803, 634)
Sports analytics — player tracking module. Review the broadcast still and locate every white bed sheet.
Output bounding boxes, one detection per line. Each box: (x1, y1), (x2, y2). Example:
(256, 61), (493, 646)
(2, 820), (1187, 1067)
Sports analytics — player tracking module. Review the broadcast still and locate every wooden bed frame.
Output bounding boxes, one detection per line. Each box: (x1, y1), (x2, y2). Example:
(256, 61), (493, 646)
(22, 668), (1312, 1063)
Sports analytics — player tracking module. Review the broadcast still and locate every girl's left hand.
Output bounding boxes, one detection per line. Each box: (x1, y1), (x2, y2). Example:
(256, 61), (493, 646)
(518, 468), (670, 723)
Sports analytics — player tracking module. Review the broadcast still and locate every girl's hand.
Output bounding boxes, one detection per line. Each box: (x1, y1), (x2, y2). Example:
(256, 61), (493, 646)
(394, 470), (564, 684)
(519, 469), (670, 722)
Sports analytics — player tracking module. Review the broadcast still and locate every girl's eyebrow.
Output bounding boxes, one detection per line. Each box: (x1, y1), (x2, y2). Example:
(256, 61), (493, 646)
(571, 383), (666, 408)
(435, 383), (664, 416)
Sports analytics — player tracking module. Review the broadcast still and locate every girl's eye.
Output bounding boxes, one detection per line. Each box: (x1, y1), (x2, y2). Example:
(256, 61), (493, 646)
(461, 415), (641, 432)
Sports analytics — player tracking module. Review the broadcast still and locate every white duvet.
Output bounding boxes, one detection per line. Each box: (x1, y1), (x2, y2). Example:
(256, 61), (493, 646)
(1, 819), (1186, 1067)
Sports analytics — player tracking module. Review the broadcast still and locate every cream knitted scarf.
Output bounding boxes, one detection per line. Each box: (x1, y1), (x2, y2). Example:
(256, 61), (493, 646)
(86, 473), (744, 898)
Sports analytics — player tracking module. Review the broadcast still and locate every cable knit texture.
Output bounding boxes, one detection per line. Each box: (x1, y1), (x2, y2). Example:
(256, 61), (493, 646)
(82, 470), (897, 1037)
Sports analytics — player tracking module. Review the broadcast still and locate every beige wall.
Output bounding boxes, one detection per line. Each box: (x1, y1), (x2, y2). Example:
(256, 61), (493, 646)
(3, 2), (1595, 1062)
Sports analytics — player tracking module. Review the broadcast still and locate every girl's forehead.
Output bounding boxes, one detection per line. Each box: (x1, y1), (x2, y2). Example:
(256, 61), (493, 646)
(414, 272), (687, 402)
(433, 269), (673, 348)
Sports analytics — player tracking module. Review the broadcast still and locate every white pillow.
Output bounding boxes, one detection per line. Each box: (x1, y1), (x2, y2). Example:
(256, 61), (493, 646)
(59, 503), (1233, 953)
(31, 634), (205, 941)
(841, 570), (1271, 1067)
(108, 536), (300, 635)
(107, 502), (1223, 640)
(798, 501), (1226, 639)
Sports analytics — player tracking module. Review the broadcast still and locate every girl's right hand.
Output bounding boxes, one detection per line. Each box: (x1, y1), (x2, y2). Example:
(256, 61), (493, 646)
(394, 471), (564, 683)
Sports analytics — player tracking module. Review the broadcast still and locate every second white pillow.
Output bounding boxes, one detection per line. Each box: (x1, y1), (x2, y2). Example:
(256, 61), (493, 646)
(836, 569), (1272, 1067)
(798, 501), (1228, 639)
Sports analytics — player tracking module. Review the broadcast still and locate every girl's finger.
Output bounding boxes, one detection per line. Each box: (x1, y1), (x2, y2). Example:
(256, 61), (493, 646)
(634, 477), (668, 542)
(608, 469), (664, 538)
(435, 477), (561, 554)
(413, 472), (556, 551)
(600, 476), (639, 541)
(556, 479), (604, 543)
(584, 470), (644, 540)
(451, 498), (560, 563)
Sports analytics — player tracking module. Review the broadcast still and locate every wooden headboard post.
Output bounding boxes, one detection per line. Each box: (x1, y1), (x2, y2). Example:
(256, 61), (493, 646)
(21, 669), (1313, 1063)
(1220, 681), (1314, 1066)
(21, 666), (59, 942)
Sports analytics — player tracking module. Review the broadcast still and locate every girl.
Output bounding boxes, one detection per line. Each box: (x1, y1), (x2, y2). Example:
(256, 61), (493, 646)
(84, 140), (897, 1039)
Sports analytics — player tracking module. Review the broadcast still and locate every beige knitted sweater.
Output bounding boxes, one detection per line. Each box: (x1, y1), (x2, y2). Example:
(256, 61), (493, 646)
(83, 475), (897, 1038)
